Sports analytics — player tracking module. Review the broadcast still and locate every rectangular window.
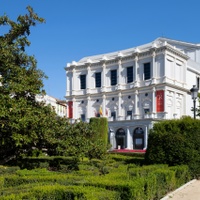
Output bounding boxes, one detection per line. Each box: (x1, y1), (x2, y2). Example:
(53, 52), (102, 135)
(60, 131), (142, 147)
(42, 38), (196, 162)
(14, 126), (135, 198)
(80, 74), (86, 89)
(197, 77), (200, 89)
(127, 110), (132, 119)
(144, 108), (150, 114)
(81, 114), (85, 121)
(144, 63), (151, 80)
(127, 66), (133, 83)
(111, 111), (116, 120)
(95, 72), (101, 88)
(111, 70), (117, 86)
(127, 110), (132, 116)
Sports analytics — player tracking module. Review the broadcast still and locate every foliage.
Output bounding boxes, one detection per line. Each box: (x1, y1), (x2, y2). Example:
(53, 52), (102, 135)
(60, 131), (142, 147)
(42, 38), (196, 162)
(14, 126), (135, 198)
(0, 6), (73, 164)
(145, 116), (200, 178)
(0, 154), (192, 200)
(89, 117), (108, 147)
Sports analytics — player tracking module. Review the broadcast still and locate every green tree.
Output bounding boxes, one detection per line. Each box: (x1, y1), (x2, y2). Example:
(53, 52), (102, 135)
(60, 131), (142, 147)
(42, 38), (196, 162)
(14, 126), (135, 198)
(57, 120), (108, 160)
(0, 6), (108, 165)
(0, 6), (69, 163)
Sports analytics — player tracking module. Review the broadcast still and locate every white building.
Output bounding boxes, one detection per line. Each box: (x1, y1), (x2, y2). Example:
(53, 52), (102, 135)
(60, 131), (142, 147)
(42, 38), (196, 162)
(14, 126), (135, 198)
(36, 94), (67, 118)
(65, 37), (200, 151)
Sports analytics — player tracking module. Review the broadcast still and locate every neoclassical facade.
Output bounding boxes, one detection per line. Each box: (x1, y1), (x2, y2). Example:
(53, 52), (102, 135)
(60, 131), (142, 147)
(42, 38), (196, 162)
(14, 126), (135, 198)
(36, 94), (67, 118)
(65, 37), (200, 150)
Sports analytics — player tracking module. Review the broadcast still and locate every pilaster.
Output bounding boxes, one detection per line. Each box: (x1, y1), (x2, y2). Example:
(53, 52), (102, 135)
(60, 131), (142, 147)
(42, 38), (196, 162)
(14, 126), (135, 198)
(86, 65), (91, 94)
(134, 90), (139, 119)
(102, 94), (106, 117)
(87, 96), (91, 120)
(101, 59), (107, 93)
(72, 68), (76, 95)
(151, 50), (156, 84)
(117, 55), (122, 90)
(134, 55), (139, 87)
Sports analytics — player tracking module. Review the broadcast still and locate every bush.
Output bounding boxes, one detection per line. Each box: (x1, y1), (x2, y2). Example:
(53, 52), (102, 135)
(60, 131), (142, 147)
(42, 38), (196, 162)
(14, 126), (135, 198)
(89, 117), (108, 148)
(145, 117), (200, 178)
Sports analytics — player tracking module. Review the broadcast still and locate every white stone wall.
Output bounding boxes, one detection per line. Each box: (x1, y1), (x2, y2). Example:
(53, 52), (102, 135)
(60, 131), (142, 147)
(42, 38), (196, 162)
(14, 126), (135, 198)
(65, 37), (200, 150)
(36, 94), (67, 117)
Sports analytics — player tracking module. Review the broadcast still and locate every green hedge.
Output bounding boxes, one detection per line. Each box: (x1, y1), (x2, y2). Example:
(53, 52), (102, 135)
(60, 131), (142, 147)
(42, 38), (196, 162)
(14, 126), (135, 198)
(89, 117), (108, 148)
(0, 164), (191, 200)
(145, 117), (200, 178)
(0, 185), (120, 200)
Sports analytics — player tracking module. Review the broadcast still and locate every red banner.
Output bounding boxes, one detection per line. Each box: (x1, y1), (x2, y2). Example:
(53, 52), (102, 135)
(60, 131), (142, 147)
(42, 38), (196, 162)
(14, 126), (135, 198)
(68, 101), (73, 118)
(156, 90), (164, 112)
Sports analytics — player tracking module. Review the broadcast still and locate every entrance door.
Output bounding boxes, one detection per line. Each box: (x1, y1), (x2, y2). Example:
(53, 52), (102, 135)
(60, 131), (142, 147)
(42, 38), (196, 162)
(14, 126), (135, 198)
(133, 127), (144, 149)
(116, 128), (126, 149)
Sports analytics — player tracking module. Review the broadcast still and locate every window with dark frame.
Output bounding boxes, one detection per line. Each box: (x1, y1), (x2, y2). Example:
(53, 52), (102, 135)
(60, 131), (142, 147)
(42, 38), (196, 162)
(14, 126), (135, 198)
(111, 69), (117, 86)
(144, 62), (151, 80)
(81, 114), (85, 121)
(80, 74), (86, 89)
(111, 111), (116, 120)
(127, 66), (133, 83)
(95, 72), (101, 88)
(144, 108), (150, 114)
(197, 77), (200, 89)
(127, 110), (132, 116)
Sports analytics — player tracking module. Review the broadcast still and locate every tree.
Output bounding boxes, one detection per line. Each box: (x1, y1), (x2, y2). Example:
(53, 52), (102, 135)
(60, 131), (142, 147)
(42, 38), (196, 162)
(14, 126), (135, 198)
(0, 6), (67, 163)
(56, 119), (108, 160)
(0, 6), (108, 165)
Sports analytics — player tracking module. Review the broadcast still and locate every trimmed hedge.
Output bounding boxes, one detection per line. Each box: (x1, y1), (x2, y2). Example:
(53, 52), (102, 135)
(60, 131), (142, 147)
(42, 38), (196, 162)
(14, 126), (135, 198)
(145, 117), (200, 178)
(89, 117), (108, 148)
(0, 185), (120, 200)
(0, 161), (191, 199)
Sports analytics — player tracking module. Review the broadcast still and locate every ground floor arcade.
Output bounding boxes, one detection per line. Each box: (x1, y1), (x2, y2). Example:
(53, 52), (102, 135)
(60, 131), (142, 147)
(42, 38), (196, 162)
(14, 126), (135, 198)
(108, 119), (157, 151)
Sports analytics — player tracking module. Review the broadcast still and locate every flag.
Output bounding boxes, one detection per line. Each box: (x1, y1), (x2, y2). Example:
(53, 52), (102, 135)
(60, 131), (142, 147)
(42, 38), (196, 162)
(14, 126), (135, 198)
(99, 106), (103, 116)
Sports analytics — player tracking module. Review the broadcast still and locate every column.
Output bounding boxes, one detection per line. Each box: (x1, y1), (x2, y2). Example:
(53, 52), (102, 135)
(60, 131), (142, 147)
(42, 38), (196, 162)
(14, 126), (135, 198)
(118, 58), (122, 90)
(134, 55), (139, 87)
(134, 90), (139, 119)
(109, 127), (115, 150)
(126, 127), (131, 149)
(102, 62), (106, 92)
(151, 51), (156, 84)
(173, 58), (176, 83)
(173, 91), (177, 119)
(87, 96), (91, 121)
(163, 52), (167, 82)
(143, 126), (148, 150)
(118, 92), (122, 119)
(152, 87), (156, 117)
(164, 86), (167, 119)
(72, 97), (77, 121)
(183, 61), (187, 87)
(102, 94), (106, 117)
(72, 68), (76, 95)
(87, 65), (91, 94)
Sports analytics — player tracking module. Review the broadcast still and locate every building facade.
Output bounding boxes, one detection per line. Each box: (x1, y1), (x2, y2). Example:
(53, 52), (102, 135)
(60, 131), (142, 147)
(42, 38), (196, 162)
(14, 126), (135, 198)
(36, 94), (67, 118)
(65, 38), (200, 150)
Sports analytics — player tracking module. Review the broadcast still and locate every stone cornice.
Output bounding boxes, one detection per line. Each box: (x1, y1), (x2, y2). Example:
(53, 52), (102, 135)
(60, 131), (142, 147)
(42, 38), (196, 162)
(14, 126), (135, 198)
(65, 44), (189, 71)
(161, 46), (189, 60)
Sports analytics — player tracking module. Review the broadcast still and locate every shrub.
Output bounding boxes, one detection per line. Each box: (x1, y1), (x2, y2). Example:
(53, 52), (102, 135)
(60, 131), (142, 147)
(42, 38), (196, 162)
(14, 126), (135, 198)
(89, 117), (108, 148)
(145, 117), (200, 178)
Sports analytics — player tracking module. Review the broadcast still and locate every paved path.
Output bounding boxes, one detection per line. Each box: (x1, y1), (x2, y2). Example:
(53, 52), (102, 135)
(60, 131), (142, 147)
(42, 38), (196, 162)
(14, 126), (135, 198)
(161, 179), (200, 200)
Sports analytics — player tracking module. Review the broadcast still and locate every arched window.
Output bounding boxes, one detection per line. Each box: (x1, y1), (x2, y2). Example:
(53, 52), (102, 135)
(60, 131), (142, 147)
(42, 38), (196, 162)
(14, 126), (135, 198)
(133, 127), (144, 150)
(116, 128), (126, 149)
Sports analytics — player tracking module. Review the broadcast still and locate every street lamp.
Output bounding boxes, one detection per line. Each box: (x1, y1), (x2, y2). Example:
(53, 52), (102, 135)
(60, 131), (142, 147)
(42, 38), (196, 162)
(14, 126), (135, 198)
(190, 85), (198, 119)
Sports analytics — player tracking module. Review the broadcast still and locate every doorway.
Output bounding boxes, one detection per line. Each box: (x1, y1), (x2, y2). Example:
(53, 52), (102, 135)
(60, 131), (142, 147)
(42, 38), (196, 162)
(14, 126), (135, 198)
(133, 127), (144, 149)
(116, 128), (126, 149)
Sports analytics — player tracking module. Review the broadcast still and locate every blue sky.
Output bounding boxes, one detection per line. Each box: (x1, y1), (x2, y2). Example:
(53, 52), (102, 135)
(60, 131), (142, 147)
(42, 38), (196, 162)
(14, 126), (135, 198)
(1, 0), (200, 99)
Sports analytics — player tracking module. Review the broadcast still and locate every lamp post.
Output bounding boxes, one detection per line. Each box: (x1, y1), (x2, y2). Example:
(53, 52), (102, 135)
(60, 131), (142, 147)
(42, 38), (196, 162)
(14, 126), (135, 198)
(190, 85), (198, 119)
